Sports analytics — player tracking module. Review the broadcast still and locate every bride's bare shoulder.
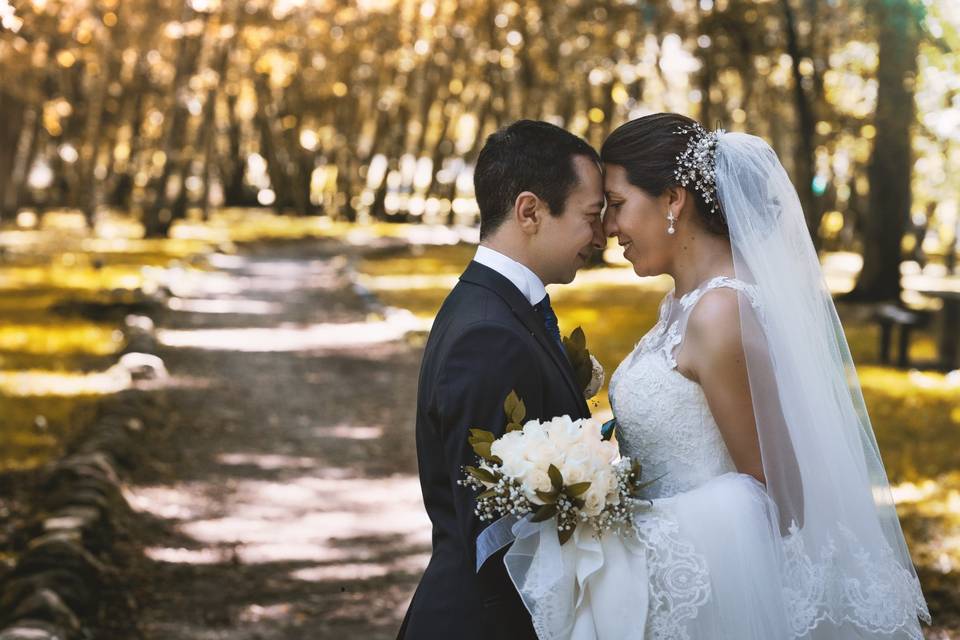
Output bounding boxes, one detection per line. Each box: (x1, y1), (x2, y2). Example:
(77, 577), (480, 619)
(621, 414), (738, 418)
(685, 286), (744, 360)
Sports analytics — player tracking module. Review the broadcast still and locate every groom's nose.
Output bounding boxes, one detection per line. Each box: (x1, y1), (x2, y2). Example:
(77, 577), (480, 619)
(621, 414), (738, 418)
(591, 218), (606, 249)
(602, 212), (618, 237)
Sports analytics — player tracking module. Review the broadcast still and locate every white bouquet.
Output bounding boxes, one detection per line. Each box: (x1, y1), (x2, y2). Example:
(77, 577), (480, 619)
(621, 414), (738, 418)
(460, 392), (651, 545)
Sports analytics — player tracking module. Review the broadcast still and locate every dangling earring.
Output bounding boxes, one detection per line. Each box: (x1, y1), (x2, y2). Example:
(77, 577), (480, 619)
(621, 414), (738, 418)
(667, 210), (677, 235)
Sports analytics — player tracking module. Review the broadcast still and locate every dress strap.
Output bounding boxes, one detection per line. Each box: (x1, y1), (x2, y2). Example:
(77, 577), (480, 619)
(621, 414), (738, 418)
(677, 276), (762, 312)
(662, 276), (762, 369)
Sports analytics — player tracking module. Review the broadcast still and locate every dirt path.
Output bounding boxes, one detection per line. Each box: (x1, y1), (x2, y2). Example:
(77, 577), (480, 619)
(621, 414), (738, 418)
(114, 239), (429, 639)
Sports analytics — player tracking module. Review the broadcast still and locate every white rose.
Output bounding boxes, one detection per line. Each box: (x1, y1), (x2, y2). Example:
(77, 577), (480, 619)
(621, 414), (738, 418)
(592, 467), (616, 498)
(490, 422), (556, 502)
(521, 420), (549, 441)
(490, 430), (523, 460)
(576, 418), (601, 440)
(525, 440), (561, 471)
(491, 432), (529, 476)
(558, 446), (593, 486)
(582, 485), (606, 516)
(585, 431), (618, 464)
(566, 440), (594, 465)
(520, 431), (550, 461)
(520, 466), (554, 503)
(545, 415), (581, 450)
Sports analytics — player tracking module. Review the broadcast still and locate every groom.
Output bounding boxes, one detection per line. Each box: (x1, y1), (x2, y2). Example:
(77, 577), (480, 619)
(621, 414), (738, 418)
(397, 120), (606, 639)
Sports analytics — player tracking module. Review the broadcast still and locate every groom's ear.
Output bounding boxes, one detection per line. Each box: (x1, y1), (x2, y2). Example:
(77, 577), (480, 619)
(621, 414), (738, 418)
(515, 191), (544, 235)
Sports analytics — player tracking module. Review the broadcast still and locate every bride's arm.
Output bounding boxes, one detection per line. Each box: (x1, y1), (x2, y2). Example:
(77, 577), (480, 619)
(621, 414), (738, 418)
(679, 288), (766, 485)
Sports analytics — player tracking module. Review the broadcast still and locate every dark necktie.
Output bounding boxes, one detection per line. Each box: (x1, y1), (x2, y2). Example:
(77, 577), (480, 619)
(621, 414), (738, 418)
(534, 294), (564, 353)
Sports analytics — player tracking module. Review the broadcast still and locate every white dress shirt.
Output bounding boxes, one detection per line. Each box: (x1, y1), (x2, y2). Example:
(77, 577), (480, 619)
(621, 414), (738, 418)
(472, 245), (547, 307)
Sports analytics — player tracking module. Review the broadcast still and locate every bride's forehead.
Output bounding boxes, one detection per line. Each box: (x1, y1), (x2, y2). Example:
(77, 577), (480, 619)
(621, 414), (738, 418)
(602, 164), (629, 184)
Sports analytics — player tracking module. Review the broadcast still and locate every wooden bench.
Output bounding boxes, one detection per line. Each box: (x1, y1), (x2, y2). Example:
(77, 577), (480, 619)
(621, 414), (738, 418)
(871, 303), (929, 368)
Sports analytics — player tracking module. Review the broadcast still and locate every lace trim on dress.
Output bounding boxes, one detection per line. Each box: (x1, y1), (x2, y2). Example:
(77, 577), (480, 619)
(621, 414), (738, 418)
(678, 276), (762, 311)
(634, 293), (671, 354)
(662, 277), (762, 370)
(782, 522), (932, 639)
(661, 322), (684, 370)
(633, 512), (712, 640)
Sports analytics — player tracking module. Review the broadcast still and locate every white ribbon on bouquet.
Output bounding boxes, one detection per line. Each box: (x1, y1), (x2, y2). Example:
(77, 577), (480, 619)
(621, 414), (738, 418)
(501, 516), (650, 640)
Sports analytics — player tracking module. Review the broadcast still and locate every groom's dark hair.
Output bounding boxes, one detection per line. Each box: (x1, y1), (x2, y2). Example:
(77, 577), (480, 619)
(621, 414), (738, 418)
(474, 120), (599, 240)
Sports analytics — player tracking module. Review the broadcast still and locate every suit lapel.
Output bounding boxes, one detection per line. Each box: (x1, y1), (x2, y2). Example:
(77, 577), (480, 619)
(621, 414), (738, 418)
(460, 261), (587, 414)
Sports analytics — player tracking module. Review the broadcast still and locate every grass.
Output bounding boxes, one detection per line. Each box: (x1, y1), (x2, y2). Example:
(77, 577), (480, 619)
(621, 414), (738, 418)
(0, 212), (212, 470)
(0, 212), (457, 471)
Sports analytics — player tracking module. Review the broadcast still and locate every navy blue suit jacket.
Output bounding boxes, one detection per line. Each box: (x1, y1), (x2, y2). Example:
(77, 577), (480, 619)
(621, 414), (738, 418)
(397, 260), (591, 640)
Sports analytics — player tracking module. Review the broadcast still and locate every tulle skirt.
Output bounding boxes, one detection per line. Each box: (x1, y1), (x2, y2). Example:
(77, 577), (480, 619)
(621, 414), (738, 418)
(504, 472), (926, 639)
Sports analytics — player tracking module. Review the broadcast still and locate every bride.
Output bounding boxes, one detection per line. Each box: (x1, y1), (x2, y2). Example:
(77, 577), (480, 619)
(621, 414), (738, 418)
(507, 113), (931, 639)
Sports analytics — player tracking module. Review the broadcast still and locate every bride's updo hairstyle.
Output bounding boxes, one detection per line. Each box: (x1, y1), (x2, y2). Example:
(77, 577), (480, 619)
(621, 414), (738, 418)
(601, 113), (728, 236)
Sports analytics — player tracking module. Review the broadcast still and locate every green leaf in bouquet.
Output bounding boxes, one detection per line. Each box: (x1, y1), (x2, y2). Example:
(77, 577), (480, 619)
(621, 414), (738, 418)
(472, 441), (502, 464)
(504, 390), (526, 424)
(569, 326), (587, 350)
(506, 421), (523, 433)
(530, 503), (559, 523)
(565, 481), (591, 497)
(601, 418), (617, 441)
(478, 488), (498, 500)
(570, 497), (586, 509)
(465, 465), (498, 484)
(548, 464), (564, 491)
(558, 524), (575, 545)
(535, 489), (558, 504)
(562, 326), (593, 391)
(630, 472), (667, 496)
(468, 428), (495, 444)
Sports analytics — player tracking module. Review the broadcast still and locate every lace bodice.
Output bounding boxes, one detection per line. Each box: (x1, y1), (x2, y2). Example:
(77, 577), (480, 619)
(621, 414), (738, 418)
(604, 276), (929, 639)
(609, 276), (761, 499)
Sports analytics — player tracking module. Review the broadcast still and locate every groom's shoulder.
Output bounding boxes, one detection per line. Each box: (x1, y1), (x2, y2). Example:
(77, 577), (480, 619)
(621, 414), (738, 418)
(434, 281), (526, 337)
(451, 274), (508, 306)
(439, 273), (516, 322)
(431, 281), (531, 345)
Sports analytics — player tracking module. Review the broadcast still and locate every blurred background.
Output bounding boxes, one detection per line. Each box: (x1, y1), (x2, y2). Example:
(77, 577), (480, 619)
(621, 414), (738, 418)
(0, 0), (957, 638)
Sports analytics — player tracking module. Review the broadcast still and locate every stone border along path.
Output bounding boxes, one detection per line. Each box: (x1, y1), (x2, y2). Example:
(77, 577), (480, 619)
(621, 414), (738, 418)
(1, 237), (432, 640)
(0, 307), (166, 640)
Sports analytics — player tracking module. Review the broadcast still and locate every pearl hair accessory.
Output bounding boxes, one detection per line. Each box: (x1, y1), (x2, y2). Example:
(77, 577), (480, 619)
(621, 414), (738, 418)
(673, 122), (725, 218)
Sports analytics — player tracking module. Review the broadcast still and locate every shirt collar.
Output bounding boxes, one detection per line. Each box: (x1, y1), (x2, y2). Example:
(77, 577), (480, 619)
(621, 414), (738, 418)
(472, 245), (547, 307)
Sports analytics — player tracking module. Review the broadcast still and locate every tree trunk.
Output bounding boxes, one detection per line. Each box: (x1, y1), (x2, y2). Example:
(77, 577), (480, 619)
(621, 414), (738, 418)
(143, 1), (200, 237)
(200, 34), (234, 220)
(108, 51), (150, 210)
(222, 90), (252, 206)
(78, 11), (116, 229)
(253, 75), (292, 214)
(0, 93), (26, 221)
(780, 0), (820, 247)
(1, 104), (40, 222)
(850, 0), (920, 302)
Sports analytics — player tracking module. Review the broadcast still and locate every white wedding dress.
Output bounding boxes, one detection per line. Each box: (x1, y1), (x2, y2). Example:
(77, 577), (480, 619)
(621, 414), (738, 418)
(504, 132), (928, 640)
(606, 275), (929, 640)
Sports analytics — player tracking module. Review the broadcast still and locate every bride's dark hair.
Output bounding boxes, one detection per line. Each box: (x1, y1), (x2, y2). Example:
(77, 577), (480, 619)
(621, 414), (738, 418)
(601, 113), (728, 236)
